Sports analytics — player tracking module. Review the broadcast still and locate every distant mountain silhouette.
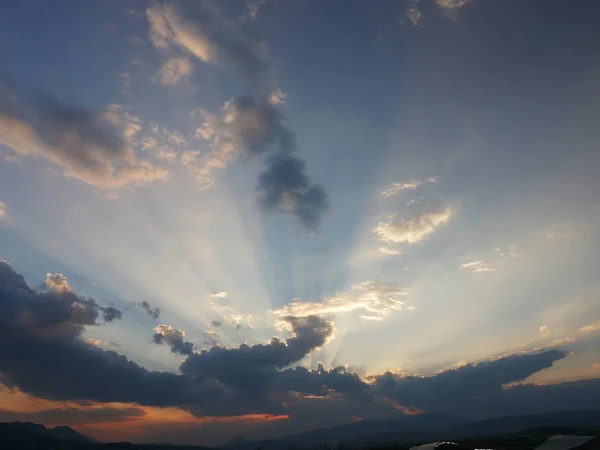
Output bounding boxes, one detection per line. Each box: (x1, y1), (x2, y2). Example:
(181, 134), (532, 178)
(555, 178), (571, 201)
(224, 410), (600, 449)
(2, 409), (600, 450)
(224, 413), (466, 450)
(345, 410), (600, 447)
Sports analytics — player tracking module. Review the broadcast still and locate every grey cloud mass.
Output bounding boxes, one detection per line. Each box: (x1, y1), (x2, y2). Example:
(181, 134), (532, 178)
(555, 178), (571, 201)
(2, 259), (600, 421)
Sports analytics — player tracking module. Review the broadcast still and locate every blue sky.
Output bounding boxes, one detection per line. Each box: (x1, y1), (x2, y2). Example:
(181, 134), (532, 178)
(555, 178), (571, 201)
(1, 0), (600, 445)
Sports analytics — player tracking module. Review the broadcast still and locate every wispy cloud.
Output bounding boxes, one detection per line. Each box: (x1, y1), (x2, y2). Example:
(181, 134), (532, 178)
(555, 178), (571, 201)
(407, 7), (423, 27)
(578, 322), (600, 334)
(378, 247), (401, 256)
(0, 202), (7, 221)
(460, 260), (496, 273)
(435, 0), (473, 15)
(381, 181), (421, 197)
(374, 199), (452, 244)
(154, 57), (193, 85)
(273, 281), (411, 323)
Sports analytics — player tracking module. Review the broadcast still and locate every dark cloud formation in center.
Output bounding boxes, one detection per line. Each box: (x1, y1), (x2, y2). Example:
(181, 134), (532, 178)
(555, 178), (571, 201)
(180, 315), (333, 391)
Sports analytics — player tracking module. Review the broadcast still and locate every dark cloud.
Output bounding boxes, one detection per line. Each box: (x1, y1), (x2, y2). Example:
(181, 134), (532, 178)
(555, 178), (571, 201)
(180, 315), (334, 391)
(0, 79), (167, 189)
(0, 260), (212, 408)
(198, 95), (329, 229)
(258, 155), (329, 230)
(368, 349), (584, 419)
(3, 259), (600, 422)
(210, 320), (222, 327)
(276, 363), (367, 397)
(140, 301), (161, 320)
(153, 324), (195, 355)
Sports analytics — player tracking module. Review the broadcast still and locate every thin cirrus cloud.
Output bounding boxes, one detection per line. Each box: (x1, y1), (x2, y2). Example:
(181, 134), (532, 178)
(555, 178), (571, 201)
(0, 80), (168, 190)
(435, 0), (473, 14)
(0, 201), (7, 221)
(273, 281), (411, 323)
(460, 260), (496, 273)
(374, 199), (452, 245)
(380, 181), (422, 197)
(147, 1), (329, 230)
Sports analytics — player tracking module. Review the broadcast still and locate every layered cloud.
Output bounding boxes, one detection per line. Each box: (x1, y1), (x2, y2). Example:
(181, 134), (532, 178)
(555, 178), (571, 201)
(374, 199), (452, 245)
(0, 81), (168, 189)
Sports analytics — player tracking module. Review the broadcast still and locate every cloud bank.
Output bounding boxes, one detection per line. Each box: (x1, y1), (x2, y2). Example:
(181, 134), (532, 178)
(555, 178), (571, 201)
(2, 259), (600, 422)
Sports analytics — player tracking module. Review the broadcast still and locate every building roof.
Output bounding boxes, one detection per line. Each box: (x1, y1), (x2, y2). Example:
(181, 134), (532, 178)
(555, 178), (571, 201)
(533, 435), (598, 450)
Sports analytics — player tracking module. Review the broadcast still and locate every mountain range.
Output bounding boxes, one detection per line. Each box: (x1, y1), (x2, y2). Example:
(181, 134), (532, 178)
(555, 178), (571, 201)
(1, 409), (600, 450)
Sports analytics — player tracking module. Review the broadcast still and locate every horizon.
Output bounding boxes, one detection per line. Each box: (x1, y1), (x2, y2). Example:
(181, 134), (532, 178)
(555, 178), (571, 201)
(1, 0), (600, 447)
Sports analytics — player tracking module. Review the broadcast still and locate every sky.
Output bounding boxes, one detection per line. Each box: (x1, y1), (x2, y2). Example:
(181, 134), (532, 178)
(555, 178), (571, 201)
(1, 0), (600, 446)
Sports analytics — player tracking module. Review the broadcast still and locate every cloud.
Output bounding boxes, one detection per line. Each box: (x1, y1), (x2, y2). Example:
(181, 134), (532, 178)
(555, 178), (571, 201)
(578, 322), (600, 334)
(0, 202), (7, 221)
(435, 0), (473, 15)
(0, 82), (168, 189)
(381, 181), (421, 197)
(407, 7), (423, 27)
(5, 259), (598, 423)
(194, 97), (328, 228)
(44, 272), (72, 292)
(153, 324), (195, 355)
(140, 301), (161, 320)
(378, 247), (401, 256)
(274, 281), (411, 321)
(147, 1), (267, 82)
(539, 325), (552, 337)
(148, 2), (328, 229)
(154, 57), (193, 85)
(180, 315), (334, 392)
(374, 199), (452, 244)
(276, 362), (367, 397)
(211, 320), (222, 327)
(258, 155), (329, 230)
(369, 349), (582, 418)
(460, 260), (496, 273)
(244, 0), (267, 22)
